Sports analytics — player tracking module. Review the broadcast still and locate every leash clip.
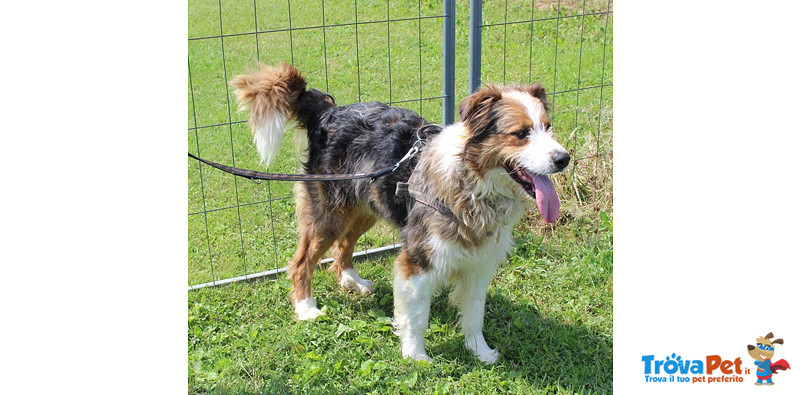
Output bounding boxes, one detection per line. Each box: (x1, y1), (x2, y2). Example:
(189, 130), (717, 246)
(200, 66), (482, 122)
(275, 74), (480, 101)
(393, 145), (419, 172)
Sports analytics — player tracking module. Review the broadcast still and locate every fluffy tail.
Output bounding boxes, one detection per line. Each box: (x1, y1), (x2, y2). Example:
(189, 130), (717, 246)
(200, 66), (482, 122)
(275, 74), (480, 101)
(229, 62), (308, 168)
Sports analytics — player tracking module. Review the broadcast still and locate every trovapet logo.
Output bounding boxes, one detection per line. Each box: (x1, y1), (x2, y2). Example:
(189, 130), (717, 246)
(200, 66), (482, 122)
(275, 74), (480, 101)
(641, 331), (792, 386)
(641, 354), (747, 384)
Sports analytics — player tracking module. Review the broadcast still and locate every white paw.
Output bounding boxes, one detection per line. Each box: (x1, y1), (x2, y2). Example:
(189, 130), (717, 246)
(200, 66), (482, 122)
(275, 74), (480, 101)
(353, 278), (375, 294)
(339, 268), (375, 294)
(294, 296), (324, 321)
(477, 349), (500, 365)
(403, 352), (432, 363)
(296, 308), (324, 321)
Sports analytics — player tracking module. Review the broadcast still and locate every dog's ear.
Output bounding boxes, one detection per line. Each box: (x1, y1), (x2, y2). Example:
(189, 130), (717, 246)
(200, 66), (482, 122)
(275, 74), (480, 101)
(458, 85), (503, 141)
(773, 338), (784, 345)
(525, 83), (548, 110)
(765, 332), (775, 339)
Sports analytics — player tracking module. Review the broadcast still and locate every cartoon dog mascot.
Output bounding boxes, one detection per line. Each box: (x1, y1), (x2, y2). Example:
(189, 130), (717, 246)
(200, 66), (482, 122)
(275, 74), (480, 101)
(747, 332), (791, 385)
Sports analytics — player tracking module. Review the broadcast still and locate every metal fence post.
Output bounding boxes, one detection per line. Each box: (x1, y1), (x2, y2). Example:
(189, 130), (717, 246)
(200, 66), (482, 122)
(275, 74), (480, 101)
(468, 0), (482, 94)
(442, 0), (456, 124)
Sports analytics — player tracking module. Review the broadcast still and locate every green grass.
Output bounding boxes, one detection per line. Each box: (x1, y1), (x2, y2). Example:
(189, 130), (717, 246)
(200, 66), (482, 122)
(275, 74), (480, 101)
(189, 0), (612, 393)
(189, 214), (612, 393)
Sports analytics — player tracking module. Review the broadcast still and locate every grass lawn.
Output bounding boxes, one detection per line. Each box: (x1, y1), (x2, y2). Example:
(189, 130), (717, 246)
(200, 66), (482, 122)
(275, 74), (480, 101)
(189, 0), (613, 393)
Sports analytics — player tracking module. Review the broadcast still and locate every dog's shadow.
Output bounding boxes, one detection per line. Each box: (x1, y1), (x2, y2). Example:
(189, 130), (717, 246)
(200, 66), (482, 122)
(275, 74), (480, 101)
(324, 281), (612, 393)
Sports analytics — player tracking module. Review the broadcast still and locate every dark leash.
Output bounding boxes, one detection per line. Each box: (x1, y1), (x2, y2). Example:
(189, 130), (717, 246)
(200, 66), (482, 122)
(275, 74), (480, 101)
(188, 142), (421, 183)
(189, 123), (454, 218)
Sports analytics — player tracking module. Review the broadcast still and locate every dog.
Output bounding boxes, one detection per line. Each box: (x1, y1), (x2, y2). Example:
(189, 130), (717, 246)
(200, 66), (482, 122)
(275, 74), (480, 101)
(230, 62), (569, 364)
(747, 332), (791, 385)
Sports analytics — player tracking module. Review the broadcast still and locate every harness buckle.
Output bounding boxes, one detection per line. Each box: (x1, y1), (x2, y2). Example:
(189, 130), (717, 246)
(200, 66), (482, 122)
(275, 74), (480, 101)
(396, 182), (410, 197)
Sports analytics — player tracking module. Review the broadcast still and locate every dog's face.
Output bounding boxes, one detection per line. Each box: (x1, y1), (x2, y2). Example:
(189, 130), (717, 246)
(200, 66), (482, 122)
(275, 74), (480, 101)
(459, 84), (569, 222)
(748, 334), (782, 361)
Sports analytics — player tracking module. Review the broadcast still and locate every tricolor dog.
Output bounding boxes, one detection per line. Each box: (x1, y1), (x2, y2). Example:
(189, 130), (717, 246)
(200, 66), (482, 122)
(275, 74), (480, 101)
(230, 63), (569, 364)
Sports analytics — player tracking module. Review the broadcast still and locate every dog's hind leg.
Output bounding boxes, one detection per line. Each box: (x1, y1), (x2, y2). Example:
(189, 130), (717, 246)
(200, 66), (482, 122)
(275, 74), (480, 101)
(288, 185), (343, 321)
(289, 228), (338, 321)
(330, 211), (377, 294)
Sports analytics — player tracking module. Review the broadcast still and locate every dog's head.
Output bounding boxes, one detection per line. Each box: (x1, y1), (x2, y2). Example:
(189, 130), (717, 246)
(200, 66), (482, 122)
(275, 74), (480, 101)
(748, 332), (783, 361)
(458, 84), (569, 222)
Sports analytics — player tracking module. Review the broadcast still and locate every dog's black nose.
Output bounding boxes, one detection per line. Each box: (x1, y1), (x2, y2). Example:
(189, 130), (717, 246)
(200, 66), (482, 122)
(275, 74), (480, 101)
(552, 151), (570, 169)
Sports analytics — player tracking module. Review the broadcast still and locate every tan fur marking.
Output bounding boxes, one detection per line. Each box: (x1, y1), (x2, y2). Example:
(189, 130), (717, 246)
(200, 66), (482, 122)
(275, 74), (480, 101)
(288, 182), (351, 304)
(540, 113), (550, 127)
(458, 85), (503, 140)
(229, 62), (306, 138)
(329, 210), (377, 279)
(496, 96), (534, 136)
(396, 249), (423, 280)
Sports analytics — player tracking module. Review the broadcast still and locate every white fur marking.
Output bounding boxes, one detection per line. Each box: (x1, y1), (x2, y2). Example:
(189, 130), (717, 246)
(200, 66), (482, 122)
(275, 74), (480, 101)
(432, 231), (513, 365)
(517, 130), (567, 174)
(452, 261), (500, 364)
(339, 268), (375, 294)
(505, 91), (544, 130)
(253, 111), (287, 168)
(393, 272), (434, 362)
(476, 168), (518, 200)
(431, 123), (468, 177)
(294, 296), (324, 321)
(505, 91), (567, 174)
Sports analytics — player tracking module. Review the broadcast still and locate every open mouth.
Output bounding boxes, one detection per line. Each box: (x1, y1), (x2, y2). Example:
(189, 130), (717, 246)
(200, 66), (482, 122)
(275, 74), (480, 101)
(504, 163), (560, 223)
(760, 354), (767, 360)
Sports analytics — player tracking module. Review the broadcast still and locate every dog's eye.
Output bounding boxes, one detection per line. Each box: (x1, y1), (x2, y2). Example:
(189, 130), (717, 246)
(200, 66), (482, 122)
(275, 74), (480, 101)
(512, 129), (529, 139)
(544, 122), (551, 130)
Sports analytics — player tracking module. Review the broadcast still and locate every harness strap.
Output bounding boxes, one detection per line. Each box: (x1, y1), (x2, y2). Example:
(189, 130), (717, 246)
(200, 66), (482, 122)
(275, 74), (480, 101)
(395, 182), (455, 218)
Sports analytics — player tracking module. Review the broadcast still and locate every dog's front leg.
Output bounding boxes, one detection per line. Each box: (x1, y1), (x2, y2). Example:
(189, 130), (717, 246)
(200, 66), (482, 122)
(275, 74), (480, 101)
(392, 270), (434, 362)
(450, 264), (499, 364)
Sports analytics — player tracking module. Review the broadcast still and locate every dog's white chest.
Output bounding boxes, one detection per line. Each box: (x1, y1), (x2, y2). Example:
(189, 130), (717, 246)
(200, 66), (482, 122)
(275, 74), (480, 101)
(427, 225), (515, 279)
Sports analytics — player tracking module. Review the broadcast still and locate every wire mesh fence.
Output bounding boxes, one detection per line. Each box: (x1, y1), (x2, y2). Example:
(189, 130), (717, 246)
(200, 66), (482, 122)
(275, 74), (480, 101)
(188, 0), (613, 289)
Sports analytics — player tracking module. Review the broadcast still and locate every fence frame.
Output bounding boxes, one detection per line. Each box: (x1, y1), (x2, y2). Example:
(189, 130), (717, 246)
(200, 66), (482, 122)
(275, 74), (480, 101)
(468, 0), (482, 93)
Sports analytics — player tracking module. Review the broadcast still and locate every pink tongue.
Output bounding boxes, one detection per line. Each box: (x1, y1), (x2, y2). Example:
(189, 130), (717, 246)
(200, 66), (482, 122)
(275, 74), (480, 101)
(530, 174), (560, 223)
